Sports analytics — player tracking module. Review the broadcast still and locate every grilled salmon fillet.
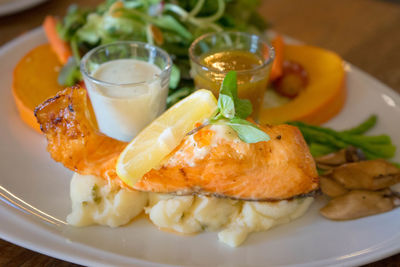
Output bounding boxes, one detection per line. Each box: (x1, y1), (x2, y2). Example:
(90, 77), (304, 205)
(35, 86), (318, 200)
(136, 124), (319, 201)
(34, 86), (128, 186)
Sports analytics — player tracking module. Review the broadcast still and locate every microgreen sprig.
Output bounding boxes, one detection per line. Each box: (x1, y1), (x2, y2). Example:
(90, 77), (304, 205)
(210, 71), (270, 144)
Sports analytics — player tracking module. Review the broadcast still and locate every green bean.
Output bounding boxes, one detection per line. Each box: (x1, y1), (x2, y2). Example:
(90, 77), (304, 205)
(309, 143), (337, 157)
(288, 116), (396, 160)
(341, 115), (377, 135)
(359, 143), (396, 159)
(288, 121), (339, 137)
(362, 150), (380, 160)
(289, 121), (393, 149)
(339, 134), (391, 145)
(290, 120), (387, 145)
(295, 127), (347, 148)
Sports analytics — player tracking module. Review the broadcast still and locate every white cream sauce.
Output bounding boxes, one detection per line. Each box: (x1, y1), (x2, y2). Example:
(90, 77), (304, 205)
(85, 59), (168, 142)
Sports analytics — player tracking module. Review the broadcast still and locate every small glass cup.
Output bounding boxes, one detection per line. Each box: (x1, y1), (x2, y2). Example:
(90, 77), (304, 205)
(189, 32), (274, 119)
(81, 41), (172, 142)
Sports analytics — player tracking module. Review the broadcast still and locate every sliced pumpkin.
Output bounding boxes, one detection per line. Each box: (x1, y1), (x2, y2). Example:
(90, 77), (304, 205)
(13, 44), (64, 132)
(260, 45), (346, 125)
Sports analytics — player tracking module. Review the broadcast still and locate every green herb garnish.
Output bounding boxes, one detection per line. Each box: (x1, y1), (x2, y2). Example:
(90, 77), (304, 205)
(211, 71), (270, 144)
(91, 184), (102, 204)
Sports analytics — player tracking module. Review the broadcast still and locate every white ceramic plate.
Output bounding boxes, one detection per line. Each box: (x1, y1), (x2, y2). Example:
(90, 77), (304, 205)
(0, 0), (47, 16)
(0, 28), (399, 267)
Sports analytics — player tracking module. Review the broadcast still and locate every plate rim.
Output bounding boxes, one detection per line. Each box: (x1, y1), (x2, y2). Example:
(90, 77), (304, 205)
(0, 27), (399, 267)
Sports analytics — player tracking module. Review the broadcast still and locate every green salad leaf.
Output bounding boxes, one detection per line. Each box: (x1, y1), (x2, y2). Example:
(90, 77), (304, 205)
(57, 4), (90, 41)
(58, 57), (82, 86)
(152, 15), (193, 40)
(75, 13), (102, 45)
(169, 64), (181, 89)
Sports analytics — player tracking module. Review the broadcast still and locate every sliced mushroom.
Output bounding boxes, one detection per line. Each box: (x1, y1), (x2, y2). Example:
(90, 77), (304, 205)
(344, 146), (366, 162)
(316, 149), (347, 168)
(320, 189), (395, 220)
(393, 193), (400, 206)
(315, 147), (365, 170)
(317, 162), (339, 172)
(391, 183), (400, 194)
(330, 159), (400, 190)
(320, 176), (348, 197)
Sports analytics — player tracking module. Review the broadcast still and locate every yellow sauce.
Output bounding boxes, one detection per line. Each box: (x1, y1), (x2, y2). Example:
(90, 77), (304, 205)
(202, 50), (263, 72)
(193, 50), (271, 118)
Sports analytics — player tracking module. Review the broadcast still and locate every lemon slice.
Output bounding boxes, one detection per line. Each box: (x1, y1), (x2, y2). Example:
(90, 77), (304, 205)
(116, 89), (217, 187)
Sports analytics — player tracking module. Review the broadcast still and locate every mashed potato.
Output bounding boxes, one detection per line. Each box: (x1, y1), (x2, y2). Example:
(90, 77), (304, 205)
(68, 173), (313, 247)
(146, 193), (313, 247)
(67, 173), (147, 227)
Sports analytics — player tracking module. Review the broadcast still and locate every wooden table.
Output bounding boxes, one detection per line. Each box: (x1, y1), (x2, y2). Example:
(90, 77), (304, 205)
(0, 0), (399, 266)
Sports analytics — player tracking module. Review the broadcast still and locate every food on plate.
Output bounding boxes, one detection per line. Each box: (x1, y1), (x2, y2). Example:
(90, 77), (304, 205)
(116, 88), (218, 186)
(272, 60), (308, 98)
(43, 16), (72, 64)
(288, 115), (396, 160)
(119, 71), (318, 200)
(294, 118), (400, 221)
(67, 173), (147, 227)
(261, 45), (346, 125)
(193, 50), (270, 117)
(320, 189), (399, 220)
(316, 148), (400, 220)
(133, 122), (318, 200)
(35, 72), (319, 246)
(190, 31), (273, 117)
(13, 0), (271, 133)
(315, 146), (365, 171)
(15, 10), (349, 133)
(81, 41), (172, 141)
(319, 176), (348, 198)
(329, 159), (400, 190)
(269, 35), (284, 82)
(14, 0), (352, 134)
(12, 44), (63, 132)
(49, 0), (268, 106)
(34, 86), (127, 186)
(68, 173), (313, 247)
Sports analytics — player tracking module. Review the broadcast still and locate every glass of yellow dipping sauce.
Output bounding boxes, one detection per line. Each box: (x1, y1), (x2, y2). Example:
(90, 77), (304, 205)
(189, 32), (274, 119)
(81, 41), (172, 142)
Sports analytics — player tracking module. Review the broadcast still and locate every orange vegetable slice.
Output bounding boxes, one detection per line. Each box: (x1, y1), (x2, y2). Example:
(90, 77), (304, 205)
(260, 45), (346, 125)
(269, 35), (284, 81)
(43, 16), (72, 64)
(12, 44), (64, 132)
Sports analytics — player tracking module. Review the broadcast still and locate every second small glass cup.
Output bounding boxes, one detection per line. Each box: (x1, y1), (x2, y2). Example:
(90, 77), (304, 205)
(189, 32), (275, 119)
(81, 41), (172, 142)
